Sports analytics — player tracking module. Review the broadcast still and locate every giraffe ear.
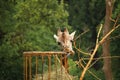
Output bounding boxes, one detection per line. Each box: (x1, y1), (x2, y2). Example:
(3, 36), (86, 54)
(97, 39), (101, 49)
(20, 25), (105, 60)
(70, 31), (76, 40)
(54, 34), (58, 41)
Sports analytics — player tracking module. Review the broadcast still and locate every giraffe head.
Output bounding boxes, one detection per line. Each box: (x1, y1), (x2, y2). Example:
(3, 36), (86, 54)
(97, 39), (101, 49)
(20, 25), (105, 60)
(54, 28), (76, 55)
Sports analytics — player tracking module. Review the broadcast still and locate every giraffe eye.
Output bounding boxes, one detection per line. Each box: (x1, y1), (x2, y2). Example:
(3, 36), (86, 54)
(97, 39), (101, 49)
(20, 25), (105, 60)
(70, 40), (73, 42)
(58, 42), (61, 45)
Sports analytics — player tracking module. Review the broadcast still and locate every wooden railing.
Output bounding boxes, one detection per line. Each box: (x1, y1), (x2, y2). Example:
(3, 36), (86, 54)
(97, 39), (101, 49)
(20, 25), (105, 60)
(23, 51), (72, 80)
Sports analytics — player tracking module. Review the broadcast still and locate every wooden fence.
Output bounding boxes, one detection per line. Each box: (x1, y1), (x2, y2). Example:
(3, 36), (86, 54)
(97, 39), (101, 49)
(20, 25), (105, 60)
(23, 51), (72, 80)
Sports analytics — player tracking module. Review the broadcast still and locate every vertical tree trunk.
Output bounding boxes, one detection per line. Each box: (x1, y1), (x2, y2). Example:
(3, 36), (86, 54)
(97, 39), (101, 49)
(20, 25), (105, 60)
(102, 0), (114, 80)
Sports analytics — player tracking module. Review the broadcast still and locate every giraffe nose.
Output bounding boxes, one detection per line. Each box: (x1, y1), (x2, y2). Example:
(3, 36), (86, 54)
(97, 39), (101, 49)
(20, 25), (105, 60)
(63, 47), (74, 55)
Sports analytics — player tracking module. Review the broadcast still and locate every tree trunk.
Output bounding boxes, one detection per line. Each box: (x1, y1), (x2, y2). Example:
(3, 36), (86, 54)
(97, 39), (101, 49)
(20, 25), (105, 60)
(102, 0), (113, 80)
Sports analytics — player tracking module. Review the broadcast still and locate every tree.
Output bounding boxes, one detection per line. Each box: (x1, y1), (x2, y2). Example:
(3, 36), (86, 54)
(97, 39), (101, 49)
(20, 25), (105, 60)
(0, 0), (70, 80)
(67, 0), (120, 80)
(102, 0), (114, 80)
(67, 0), (105, 62)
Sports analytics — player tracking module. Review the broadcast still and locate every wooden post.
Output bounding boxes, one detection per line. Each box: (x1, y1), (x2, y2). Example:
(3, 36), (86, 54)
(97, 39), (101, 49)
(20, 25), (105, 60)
(41, 56), (44, 80)
(48, 55), (51, 80)
(36, 56), (38, 80)
(25, 56), (28, 80)
(23, 56), (26, 80)
(55, 55), (58, 80)
(60, 54), (63, 80)
(29, 56), (32, 80)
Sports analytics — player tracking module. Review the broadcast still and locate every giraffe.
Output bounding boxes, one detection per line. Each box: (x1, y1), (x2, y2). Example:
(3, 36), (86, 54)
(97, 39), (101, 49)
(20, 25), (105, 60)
(54, 28), (76, 72)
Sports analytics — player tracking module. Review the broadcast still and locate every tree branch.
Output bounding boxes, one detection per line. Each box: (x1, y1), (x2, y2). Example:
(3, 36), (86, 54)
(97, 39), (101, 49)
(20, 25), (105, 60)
(79, 16), (120, 80)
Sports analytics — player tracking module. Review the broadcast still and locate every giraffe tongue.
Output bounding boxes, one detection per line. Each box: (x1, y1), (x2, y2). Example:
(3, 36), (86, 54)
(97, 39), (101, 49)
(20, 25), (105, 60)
(66, 53), (71, 57)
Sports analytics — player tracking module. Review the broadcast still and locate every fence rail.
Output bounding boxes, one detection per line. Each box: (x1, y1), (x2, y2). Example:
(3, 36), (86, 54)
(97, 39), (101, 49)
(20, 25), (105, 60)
(23, 51), (71, 80)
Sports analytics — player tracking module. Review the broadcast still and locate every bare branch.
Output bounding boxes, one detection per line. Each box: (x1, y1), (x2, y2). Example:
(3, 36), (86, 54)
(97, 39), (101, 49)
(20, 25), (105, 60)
(100, 24), (120, 44)
(73, 39), (91, 56)
(79, 15), (120, 80)
(96, 24), (103, 44)
(74, 29), (89, 41)
(73, 30), (91, 56)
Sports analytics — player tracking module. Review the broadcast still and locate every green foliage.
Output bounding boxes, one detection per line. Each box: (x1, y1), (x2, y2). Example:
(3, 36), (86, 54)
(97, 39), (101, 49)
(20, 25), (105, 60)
(67, 0), (106, 60)
(67, 0), (120, 80)
(110, 1), (120, 79)
(0, 0), (69, 80)
(114, 69), (120, 80)
(112, 0), (120, 18)
(14, 0), (70, 52)
(14, 0), (69, 28)
(68, 59), (81, 80)
(69, 59), (80, 75)
(84, 68), (105, 80)
(0, 0), (120, 80)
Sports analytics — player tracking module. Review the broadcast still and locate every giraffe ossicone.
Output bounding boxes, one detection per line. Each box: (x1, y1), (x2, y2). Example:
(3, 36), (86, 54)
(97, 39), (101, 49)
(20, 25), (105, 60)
(54, 28), (76, 56)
